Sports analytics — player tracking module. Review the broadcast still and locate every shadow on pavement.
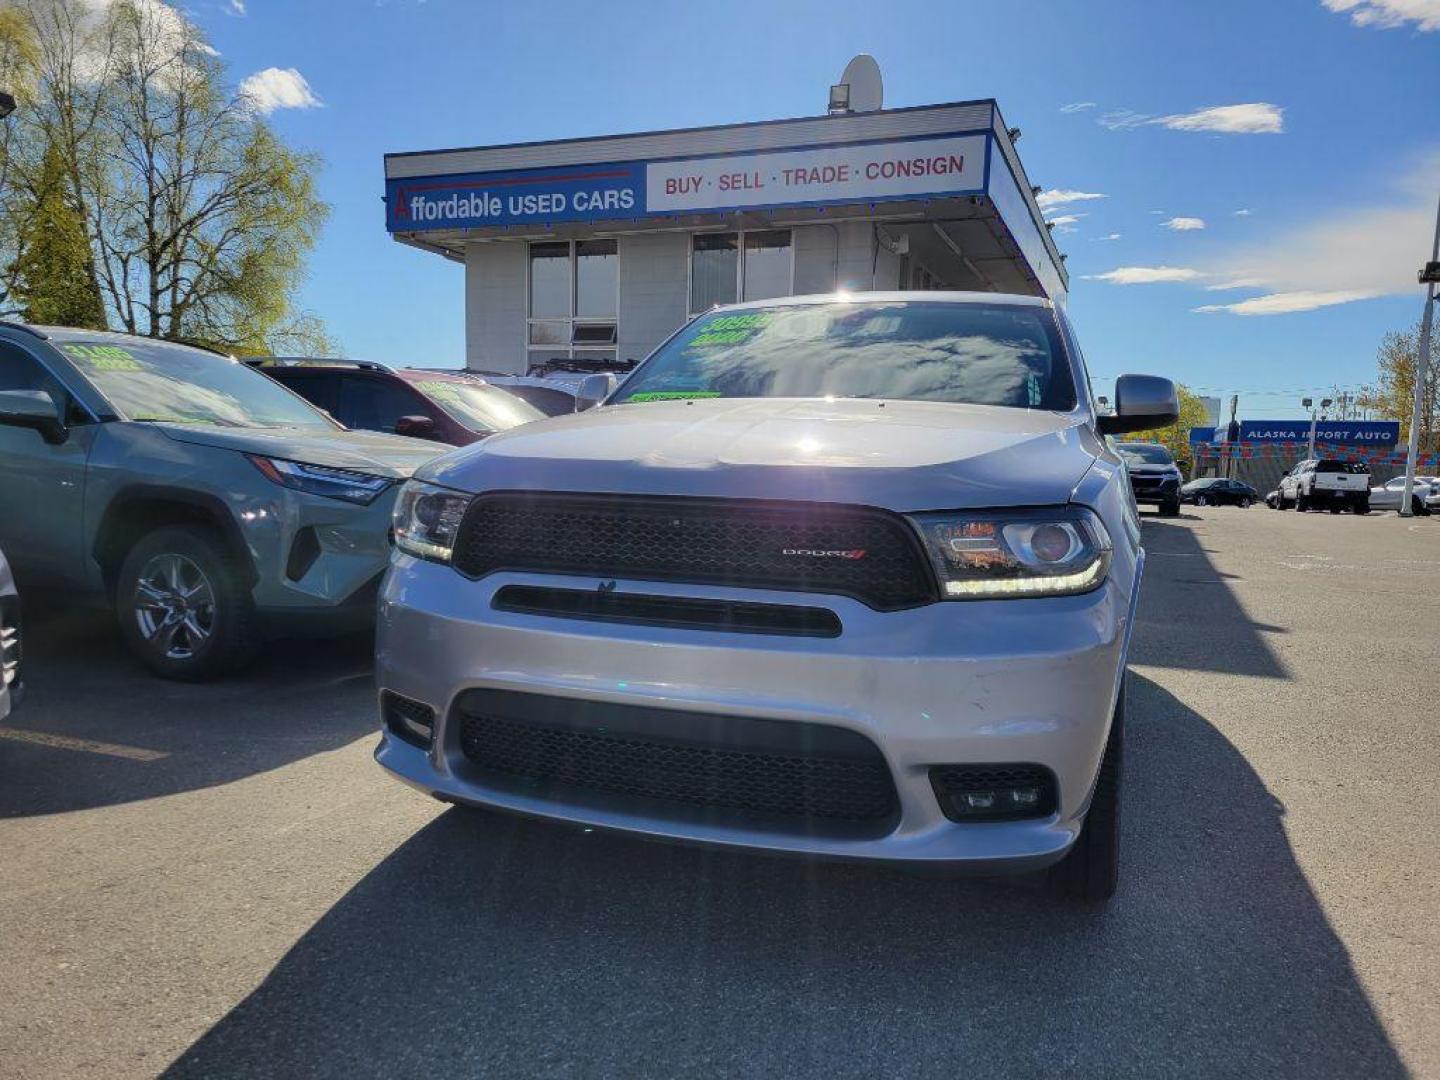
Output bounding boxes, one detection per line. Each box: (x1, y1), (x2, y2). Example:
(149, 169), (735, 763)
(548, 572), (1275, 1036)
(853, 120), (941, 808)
(163, 674), (1401, 1078)
(1134, 517), (1289, 679)
(0, 597), (377, 818)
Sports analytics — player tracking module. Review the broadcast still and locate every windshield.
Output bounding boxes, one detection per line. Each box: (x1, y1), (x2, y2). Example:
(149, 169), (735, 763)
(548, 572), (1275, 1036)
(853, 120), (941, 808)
(1119, 444), (1174, 466)
(407, 377), (546, 431)
(611, 301), (1076, 410)
(1316, 460), (1367, 474)
(58, 340), (335, 430)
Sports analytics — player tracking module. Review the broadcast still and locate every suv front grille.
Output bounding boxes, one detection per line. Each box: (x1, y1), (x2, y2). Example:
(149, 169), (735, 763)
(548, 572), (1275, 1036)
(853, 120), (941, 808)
(450, 492), (937, 611)
(455, 689), (899, 831)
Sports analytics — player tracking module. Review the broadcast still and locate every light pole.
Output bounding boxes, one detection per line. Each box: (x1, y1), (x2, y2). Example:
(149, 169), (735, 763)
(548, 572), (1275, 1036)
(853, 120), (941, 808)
(1304, 396), (1333, 459)
(1400, 189), (1440, 518)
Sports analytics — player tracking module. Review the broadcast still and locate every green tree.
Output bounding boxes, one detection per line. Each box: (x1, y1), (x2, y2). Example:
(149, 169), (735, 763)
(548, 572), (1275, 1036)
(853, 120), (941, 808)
(1125, 384), (1210, 473)
(0, 0), (330, 351)
(10, 138), (106, 325)
(1357, 321), (1439, 455)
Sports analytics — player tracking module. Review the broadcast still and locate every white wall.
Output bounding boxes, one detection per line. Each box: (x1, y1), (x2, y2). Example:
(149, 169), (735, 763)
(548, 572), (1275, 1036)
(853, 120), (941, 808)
(465, 241), (526, 373)
(617, 232), (687, 365)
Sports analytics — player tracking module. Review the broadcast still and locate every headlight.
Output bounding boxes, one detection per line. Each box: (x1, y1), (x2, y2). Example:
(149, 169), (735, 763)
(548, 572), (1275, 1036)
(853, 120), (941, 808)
(909, 508), (1112, 599)
(392, 480), (469, 563)
(247, 455), (392, 505)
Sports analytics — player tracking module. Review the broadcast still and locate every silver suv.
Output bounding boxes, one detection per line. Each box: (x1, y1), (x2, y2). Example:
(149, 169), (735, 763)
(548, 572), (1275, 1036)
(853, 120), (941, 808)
(0, 324), (445, 680)
(375, 293), (1176, 901)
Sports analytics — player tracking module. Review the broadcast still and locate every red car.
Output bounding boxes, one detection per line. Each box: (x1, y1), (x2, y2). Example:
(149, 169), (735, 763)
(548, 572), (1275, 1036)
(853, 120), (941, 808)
(253, 359), (546, 446)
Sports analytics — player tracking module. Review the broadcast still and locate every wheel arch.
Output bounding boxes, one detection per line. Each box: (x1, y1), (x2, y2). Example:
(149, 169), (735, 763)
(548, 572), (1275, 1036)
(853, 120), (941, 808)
(94, 487), (259, 598)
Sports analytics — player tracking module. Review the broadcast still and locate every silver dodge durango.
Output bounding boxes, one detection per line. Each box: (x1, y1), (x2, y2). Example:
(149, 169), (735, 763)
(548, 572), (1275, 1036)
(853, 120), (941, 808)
(375, 293), (1178, 902)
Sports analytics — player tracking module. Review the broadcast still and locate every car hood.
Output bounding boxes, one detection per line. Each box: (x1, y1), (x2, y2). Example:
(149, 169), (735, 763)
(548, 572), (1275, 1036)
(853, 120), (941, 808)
(419, 398), (1098, 512)
(153, 423), (449, 479)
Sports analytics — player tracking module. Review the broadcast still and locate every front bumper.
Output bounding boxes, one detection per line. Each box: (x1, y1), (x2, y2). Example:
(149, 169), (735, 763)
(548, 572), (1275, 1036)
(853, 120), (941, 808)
(374, 558), (1133, 870)
(240, 486), (401, 617)
(1127, 474), (1180, 505)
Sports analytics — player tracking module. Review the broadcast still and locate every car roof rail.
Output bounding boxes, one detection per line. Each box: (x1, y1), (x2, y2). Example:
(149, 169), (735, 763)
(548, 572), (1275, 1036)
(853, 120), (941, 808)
(261, 356), (395, 374)
(0, 321), (51, 340)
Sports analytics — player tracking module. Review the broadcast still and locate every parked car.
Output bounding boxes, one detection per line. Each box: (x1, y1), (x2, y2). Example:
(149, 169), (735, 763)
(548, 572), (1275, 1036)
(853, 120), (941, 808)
(1117, 441), (1182, 516)
(1277, 458), (1371, 513)
(251, 359), (547, 446)
(1427, 487), (1440, 515)
(0, 547), (20, 721)
(1368, 475), (1436, 516)
(375, 292), (1179, 902)
(480, 370), (625, 417)
(0, 324), (447, 680)
(1181, 477), (1258, 507)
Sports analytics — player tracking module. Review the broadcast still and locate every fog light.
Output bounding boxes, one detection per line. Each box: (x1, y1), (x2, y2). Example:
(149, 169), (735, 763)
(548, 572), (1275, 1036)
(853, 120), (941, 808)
(382, 691), (436, 749)
(929, 764), (1058, 822)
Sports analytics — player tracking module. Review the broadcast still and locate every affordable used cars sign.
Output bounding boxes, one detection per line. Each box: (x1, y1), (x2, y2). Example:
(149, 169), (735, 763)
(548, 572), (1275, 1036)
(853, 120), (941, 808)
(386, 133), (989, 232)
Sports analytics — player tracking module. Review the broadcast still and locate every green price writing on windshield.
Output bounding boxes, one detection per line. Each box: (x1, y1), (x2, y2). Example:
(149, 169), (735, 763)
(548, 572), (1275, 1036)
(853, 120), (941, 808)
(61, 343), (142, 372)
(627, 390), (722, 402)
(416, 380), (463, 402)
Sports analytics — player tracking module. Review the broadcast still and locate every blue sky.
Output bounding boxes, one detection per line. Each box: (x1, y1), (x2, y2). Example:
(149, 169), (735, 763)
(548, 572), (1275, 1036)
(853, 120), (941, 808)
(197, 0), (1439, 420)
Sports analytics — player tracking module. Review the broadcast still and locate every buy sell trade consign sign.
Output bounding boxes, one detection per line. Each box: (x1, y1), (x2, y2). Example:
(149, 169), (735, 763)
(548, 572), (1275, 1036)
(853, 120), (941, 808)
(385, 132), (990, 232)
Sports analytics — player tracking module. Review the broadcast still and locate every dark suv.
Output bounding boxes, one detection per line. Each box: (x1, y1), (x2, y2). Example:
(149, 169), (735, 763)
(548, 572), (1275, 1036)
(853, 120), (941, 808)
(254, 360), (545, 446)
(1117, 441), (1182, 516)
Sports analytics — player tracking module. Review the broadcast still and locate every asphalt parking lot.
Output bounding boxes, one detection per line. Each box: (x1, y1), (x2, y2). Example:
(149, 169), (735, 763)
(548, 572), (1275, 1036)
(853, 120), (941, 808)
(1, 506), (1437, 1079)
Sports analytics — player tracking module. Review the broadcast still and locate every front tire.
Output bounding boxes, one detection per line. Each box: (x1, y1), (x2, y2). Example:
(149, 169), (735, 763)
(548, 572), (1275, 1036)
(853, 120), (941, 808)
(1159, 498), (1181, 517)
(1296, 492), (1310, 512)
(115, 525), (259, 681)
(1050, 682), (1123, 903)
(1239, 497), (1253, 508)
(1196, 494), (1209, 507)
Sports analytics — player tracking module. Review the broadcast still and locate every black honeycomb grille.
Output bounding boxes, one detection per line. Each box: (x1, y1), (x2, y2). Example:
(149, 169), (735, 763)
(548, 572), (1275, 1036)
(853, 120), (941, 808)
(457, 699), (898, 827)
(450, 492), (936, 611)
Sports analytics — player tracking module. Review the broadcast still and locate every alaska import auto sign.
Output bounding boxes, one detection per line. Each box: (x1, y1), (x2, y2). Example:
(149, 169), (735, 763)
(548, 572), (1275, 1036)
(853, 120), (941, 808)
(1238, 420), (1400, 445)
(386, 132), (989, 232)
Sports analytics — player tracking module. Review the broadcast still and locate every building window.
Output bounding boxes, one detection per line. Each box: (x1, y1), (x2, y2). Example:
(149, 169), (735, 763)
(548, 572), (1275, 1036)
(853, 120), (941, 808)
(689, 230), (791, 314)
(527, 239), (619, 361)
(742, 230), (791, 301)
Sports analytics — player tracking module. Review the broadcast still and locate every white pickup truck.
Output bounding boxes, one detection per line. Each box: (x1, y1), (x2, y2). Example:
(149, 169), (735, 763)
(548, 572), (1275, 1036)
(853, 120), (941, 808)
(1277, 458), (1371, 513)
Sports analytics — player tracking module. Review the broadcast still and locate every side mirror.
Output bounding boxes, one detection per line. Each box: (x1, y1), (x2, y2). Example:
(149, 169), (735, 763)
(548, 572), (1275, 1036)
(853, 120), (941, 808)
(574, 373), (611, 412)
(1097, 375), (1179, 435)
(394, 414), (436, 439)
(0, 389), (66, 444)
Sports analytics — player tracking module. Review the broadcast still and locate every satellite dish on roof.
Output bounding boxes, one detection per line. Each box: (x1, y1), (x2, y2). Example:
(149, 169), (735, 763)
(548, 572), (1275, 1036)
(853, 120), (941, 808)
(831, 54), (883, 114)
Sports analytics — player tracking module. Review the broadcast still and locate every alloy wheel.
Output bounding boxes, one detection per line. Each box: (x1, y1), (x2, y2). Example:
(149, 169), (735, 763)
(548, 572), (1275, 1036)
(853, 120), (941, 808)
(133, 553), (216, 660)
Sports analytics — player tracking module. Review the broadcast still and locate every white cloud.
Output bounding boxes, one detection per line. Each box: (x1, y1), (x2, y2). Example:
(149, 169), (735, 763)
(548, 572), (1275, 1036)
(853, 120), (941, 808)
(1233, 208), (1253, 216)
(227, 0), (246, 14)
(1036, 189), (1107, 211)
(1322, 0), (1440, 31)
(1046, 214), (1083, 234)
(1155, 103), (1285, 134)
(1163, 216), (1206, 231)
(1193, 290), (1379, 315)
(1194, 148), (1439, 314)
(239, 67), (322, 114)
(1060, 102), (1097, 113)
(1084, 266), (1205, 285)
(1100, 103), (1285, 135)
(1092, 233), (1122, 242)
(70, 0), (217, 79)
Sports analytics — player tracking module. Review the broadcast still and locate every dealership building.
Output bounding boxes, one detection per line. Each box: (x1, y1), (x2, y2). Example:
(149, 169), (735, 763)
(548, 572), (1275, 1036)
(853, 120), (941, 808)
(383, 91), (1067, 374)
